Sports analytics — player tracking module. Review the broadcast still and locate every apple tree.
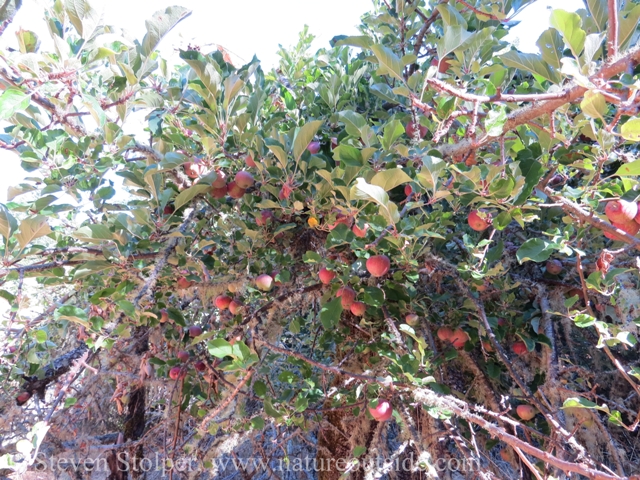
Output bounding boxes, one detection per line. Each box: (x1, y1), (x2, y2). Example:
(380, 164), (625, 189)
(2, 0), (640, 478)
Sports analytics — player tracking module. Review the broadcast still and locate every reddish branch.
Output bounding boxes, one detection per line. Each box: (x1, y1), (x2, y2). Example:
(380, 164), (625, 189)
(437, 46), (640, 159)
(608, 0), (619, 58)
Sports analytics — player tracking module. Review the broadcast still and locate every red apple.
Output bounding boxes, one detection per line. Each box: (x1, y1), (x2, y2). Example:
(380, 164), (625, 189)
(450, 329), (469, 349)
(366, 255), (390, 277)
(256, 210), (274, 226)
(604, 220), (640, 240)
(512, 341), (528, 356)
(468, 210), (492, 231)
(482, 341), (494, 352)
(163, 204), (175, 215)
(227, 181), (246, 199)
(177, 350), (189, 362)
(16, 391), (31, 405)
(211, 184), (228, 198)
(369, 400), (393, 421)
(352, 223), (369, 238)
(169, 366), (185, 380)
(405, 314), (419, 326)
(177, 277), (193, 289)
(279, 184), (293, 200)
(212, 171), (226, 188)
(215, 295), (232, 310)
(336, 286), (356, 308)
(404, 185), (413, 196)
(437, 327), (454, 342)
(255, 274), (274, 291)
(605, 199), (638, 223)
(235, 171), (254, 189)
(189, 325), (203, 338)
(184, 161), (206, 179)
(546, 259), (563, 275)
(160, 309), (169, 323)
(318, 267), (336, 285)
(229, 300), (243, 315)
(350, 301), (366, 316)
(516, 405), (536, 421)
(245, 154), (257, 168)
(307, 141), (321, 154)
(194, 361), (206, 372)
(406, 120), (427, 139)
(432, 56), (452, 73)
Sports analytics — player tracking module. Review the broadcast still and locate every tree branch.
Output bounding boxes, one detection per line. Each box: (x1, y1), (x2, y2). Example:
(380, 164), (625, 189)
(608, 0), (619, 58)
(437, 46), (640, 159)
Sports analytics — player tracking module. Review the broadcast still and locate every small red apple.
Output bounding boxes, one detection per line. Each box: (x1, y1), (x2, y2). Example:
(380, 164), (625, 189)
(212, 171), (227, 188)
(256, 210), (274, 226)
(369, 400), (393, 421)
(235, 171), (254, 189)
(406, 120), (427, 139)
(366, 255), (390, 277)
(184, 161), (206, 179)
(336, 286), (356, 308)
(350, 301), (366, 316)
(404, 185), (413, 196)
(512, 341), (528, 356)
(227, 181), (246, 199)
(160, 309), (169, 323)
(437, 327), (454, 342)
(482, 341), (494, 352)
(176, 350), (189, 362)
(177, 277), (193, 289)
(211, 184), (228, 198)
(605, 199), (638, 223)
(215, 295), (233, 310)
(450, 329), (469, 349)
(546, 259), (563, 275)
(516, 404), (536, 421)
(255, 274), (274, 291)
(229, 300), (243, 315)
(163, 204), (175, 215)
(307, 141), (321, 154)
(194, 361), (206, 372)
(169, 366), (185, 380)
(189, 325), (203, 338)
(468, 210), (492, 231)
(318, 267), (336, 285)
(245, 154), (257, 168)
(352, 223), (369, 238)
(405, 314), (419, 326)
(16, 391), (31, 405)
(604, 220), (640, 240)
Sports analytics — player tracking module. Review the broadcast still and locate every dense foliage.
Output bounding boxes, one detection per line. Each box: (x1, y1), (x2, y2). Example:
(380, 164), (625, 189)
(2, 0), (640, 478)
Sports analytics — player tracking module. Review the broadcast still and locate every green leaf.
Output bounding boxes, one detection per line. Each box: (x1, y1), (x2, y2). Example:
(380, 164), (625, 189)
(333, 145), (363, 167)
(338, 110), (367, 138)
(619, 4), (640, 49)
(293, 120), (323, 163)
(16, 30), (39, 53)
(251, 417), (265, 429)
(580, 91), (606, 120)
(582, 33), (605, 64)
(514, 159), (544, 205)
(320, 297), (343, 329)
(536, 28), (564, 70)
(550, 9), (586, 58)
(223, 73), (245, 110)
(500, 51), (561, 83)
(620, 118), (640, 142)
(174, 184), (210, 210)
(370, 44), (404, 82)
(485, 106), (507, 137)
(573, 314), (596, 328)
(562, 397), (609, 413)
(0, 204), (18, 245)
(351, 177), (400, 225)
(436, 3), (468, 28)
(0, 88), (29, 120)
(253, 381), (267, 397)
(332, 35), (372, 49)
(437, 26), (472, 60)
(381, 120), (404, 151)
(584, 0), (608, 32)
(73, 224), (113, 244)
(35, 330), (47, 343)
(370, 168), (412, 191)
(16, 215), (51, 250)
(617, 159), (640, 176)
(516, 238), (556, 263)
(141, 6), (191, 57)
(54, 305), (90, 328)
(207, 338), (246, 360)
